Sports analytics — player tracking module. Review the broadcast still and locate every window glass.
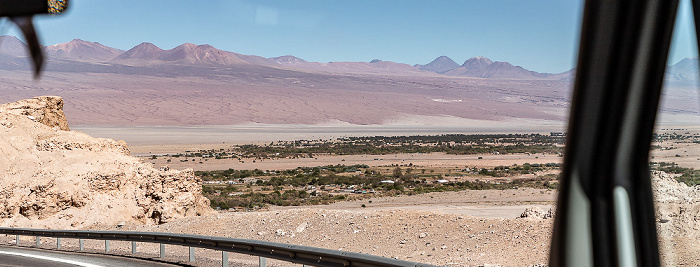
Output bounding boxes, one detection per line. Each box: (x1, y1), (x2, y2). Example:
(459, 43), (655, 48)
(0, 1), (587, 265)
(652, 0), (700, 265)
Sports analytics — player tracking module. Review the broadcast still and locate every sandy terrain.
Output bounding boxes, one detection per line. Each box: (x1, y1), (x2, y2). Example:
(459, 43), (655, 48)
(74, 121), (565, 147)
(2, 208), (555, 267)
(273, 188), (556, 218)
(0, 69), (572, 127)
(143, 152), (563, 172)
(649, 127), (700, 169)
(652, 141), (700, 169)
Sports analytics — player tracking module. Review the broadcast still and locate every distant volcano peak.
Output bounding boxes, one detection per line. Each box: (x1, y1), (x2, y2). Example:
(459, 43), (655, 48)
(415, 56), (460, 74)
(270, 55), (307, 64)
(45, 38), (124, 61)
(462, 56), (493, 68)
(115, 42), (164, 60)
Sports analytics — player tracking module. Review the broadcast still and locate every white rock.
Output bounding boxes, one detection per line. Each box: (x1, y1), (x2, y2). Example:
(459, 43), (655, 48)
(296, 222), (307, 233)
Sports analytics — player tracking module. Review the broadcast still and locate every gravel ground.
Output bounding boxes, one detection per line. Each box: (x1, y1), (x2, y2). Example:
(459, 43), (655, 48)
(2, 188), (556, 267)
(104, 208), (553, 266)
(86, 188), (556, 266)
(1, 173), (696, 266)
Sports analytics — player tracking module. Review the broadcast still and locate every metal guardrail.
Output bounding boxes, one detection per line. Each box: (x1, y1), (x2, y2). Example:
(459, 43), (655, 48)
(0, 227), (437, 267)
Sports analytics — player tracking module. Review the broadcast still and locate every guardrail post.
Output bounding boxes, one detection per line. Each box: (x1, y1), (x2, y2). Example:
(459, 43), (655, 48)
(131, 241), (137, 254)
(105, 240), (110, 253)
(222, 251), (228, 267)
(56, 238), (61, 249)
(15, 235), (18, 245)
(259, 256), (267, 267)
(189, 247), (195, 262)
(159, 243), (165, 258)
(35, 236), (40, 246)
(79, 239), (84, 251)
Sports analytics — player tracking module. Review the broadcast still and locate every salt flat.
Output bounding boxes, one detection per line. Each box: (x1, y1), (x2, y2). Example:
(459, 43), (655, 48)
(73, 119), (565, 151)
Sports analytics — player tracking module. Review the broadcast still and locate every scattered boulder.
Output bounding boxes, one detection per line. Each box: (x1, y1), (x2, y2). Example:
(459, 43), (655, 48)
(295, 221), (307, 233)
(519, 207), (547, 219)
(543, 207), (556, 219)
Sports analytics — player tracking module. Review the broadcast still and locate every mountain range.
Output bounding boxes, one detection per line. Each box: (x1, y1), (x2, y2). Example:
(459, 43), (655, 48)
(0, 35), (574, 80)
(3, 35), (698, 82)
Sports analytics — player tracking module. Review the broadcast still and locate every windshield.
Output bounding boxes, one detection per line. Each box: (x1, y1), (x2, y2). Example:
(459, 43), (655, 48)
(1, 0), (695, 266)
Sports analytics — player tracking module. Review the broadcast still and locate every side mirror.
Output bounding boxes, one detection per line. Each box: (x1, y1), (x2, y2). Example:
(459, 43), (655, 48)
(0, 0), (69, 16)
(0, 0), (70, 78)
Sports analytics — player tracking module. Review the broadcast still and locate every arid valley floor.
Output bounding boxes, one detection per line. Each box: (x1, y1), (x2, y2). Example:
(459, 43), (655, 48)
(1, 98), (698, 266)
(5, 121), (696, 266)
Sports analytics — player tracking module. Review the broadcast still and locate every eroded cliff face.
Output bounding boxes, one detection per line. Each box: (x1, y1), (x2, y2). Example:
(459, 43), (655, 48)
(0, 96), (212, 229)
(0, 96), (70, 131)
(652, 171), (700, 264)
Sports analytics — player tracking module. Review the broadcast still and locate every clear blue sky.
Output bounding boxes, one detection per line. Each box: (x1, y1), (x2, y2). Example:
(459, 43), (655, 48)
(5, 0), (698, 73)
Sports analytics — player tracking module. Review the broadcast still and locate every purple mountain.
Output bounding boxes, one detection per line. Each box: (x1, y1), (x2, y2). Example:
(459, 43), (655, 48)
(414, 56), (460, 74)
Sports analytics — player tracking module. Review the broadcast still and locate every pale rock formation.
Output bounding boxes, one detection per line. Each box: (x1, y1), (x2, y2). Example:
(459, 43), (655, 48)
(651, 171), (700, 264)
(0, 96), (212, 229)
(0, 96), (70, 131)
(519, 207), (546, 219)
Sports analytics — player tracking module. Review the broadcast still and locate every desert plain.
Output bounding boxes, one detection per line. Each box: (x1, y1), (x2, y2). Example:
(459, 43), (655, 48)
(9, 125), (688, 267)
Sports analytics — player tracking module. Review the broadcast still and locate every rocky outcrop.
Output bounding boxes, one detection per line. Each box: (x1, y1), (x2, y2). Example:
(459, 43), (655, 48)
(519, 207), (555, 220)
(652, 171), (700, 237)
(0, 97), (212, 229)
(651, 171), (700, 264)
(0, 96), (70, 131)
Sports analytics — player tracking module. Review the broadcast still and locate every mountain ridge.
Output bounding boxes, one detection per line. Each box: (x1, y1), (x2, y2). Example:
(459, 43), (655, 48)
(115, 42), (163, 61)
(0, 35), (571, 79)
(441, 56), (555, 79)
(0, 35), (28, 57)
(270, 55), (307, 64)
(46, 39), (124, 61)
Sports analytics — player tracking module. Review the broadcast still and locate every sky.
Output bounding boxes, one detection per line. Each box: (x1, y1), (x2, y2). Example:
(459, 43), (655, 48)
(669, 0), (699, 65)
(3, 0), (698, 73)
